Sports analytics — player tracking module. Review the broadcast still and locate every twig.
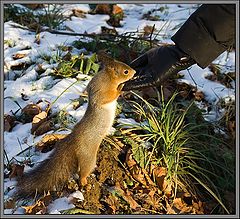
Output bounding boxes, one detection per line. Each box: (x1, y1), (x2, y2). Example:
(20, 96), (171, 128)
(12, 145), (33, 159)
(9, 23), (165, 46)
(149, 24), (155, 48)
(4, 149), (10, 167)
(186, 68), (202, 88)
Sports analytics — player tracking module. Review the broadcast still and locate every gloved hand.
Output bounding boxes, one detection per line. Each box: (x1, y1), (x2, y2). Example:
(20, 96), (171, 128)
(122, 45), (196, 91)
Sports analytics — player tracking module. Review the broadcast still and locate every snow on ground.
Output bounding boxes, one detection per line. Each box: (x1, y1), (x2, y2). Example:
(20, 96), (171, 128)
(3, 3), (235, 214)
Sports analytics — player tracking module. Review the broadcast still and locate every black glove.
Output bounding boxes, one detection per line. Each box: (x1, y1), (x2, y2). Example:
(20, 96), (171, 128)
(122, 45), (196, 91)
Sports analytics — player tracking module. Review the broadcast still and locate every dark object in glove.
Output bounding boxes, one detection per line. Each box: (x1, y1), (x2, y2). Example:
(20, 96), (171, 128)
(122, 45), (196, 91)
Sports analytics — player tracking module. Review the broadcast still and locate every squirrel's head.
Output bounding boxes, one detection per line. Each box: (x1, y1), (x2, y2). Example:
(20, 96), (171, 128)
(97, 51), (136, 90)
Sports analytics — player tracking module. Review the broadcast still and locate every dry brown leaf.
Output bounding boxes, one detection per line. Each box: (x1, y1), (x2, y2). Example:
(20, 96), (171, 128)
(102, 193), (119, 214)
(31, 111), (48, 134)
(67, 178), (79, 191)
(115, 182), (140, 210)
(12, 53), (27, 60)
(143, 25), (154, 36)
(21, 104), (42, 123)
(32, 111), (48, 124)
(4, 114), (15, 132)
(141, 168), (155, 186)
(72, 9), (86, 18)
(112, 5), (123, 15)
(143, 188), (163, 210)
(192, 201), (204, 214)
(101, 26), (118, 35)
(126, 150), (137, 168)
(152, 166), (172, 196)
(177, 82), (195, 99)
(9, 164), (24, 180)
(11, 62), (28, 71)
(166, 201), (177, 214)
(173, 198), (186, 210)
(194, 90), (205, 101)
(35, 64), (45, 74)
(22, 191), (52, 214)
(35, 133), (67, 152)
(39, 191), (52, 206)
(152, 166), (169, 192)
(22, 104), (42, 115)
(208, 63), (220, 75)
(4, 199), (16, 209)
(22, 200), (46, 214)
(205, 74), (217, 82)
(130, 165), (146, 186)
(125, 149), (154, 187)
(33, 120), (54, 136)
(94, 4), (111, 14)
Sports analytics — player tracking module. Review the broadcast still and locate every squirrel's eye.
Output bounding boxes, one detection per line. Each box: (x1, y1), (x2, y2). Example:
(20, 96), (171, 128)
(124, 70), (129, 75)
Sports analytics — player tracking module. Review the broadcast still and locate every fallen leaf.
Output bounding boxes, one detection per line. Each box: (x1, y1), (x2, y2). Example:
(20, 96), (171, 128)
(72, 9), (86, 18)
(194, 90), (205, 101)
(4, 114), (15, 132)
(152, 166), (167, 190)
(33, 120), (54, 136)
(94, 4), (111, 14)
(125, 149), (155, 187)
(205, 74), (217, 82)
(115, 182), (140, 210)
(177, 82), (195, 99)
(112, 5), (123, 15)
(102, 193), (119, 214)
(101, 26), (118, 35)
(11, 62), (29, 71)
(166, 201), (177, 214)
(143, 25), (154, 37)
(35, 64), (45, 74)
(67, 178), (79, 192)
(12, 53), (26, 60)
(35, 133), (67, 152)
(208, 63), (221, 75)
(192, 201), (204, 214)
(22, 191), (52, 214)
(31, 111), (48, 134)
(39, 191), (52, 206)
(9, 164), (24, 180)
(21, 104), (42, 123)
(22, 200), (46, 214)
(4, 199), (16, 209)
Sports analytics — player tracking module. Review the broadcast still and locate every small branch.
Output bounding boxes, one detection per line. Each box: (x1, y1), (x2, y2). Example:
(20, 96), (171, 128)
(186, 67), (202, 88)
(9, 23), (166, 46)
(4, 150), (10, 167)
(149, 24), (155, 48)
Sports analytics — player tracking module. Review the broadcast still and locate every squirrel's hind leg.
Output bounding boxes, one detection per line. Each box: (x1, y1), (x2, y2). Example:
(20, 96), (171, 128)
(78, 155), (97, 186)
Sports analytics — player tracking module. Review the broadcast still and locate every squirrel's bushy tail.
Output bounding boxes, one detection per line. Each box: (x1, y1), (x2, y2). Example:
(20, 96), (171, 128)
(14, 144), (77, 200)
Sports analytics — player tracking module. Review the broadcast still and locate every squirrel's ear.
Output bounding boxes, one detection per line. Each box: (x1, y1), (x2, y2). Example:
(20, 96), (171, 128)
(97, 50), (115, 66)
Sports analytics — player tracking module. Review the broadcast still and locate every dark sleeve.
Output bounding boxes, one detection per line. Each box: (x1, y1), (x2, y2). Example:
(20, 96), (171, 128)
(171, 4), (235, 68)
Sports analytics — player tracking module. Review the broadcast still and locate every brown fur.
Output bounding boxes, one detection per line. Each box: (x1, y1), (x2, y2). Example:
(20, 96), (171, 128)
(14, 53), (135, 199)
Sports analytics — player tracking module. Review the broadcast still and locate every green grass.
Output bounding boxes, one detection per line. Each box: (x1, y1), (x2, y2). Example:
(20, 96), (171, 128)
(52, 53), (100, 78)
(4, 4), (67, 31)
(119, 88), (233, 214)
